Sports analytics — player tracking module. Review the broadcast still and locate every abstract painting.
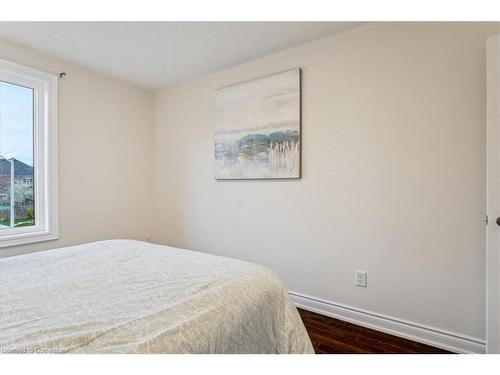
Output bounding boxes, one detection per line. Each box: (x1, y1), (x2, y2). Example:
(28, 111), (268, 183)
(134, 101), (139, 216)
(214, 68), (301, 179)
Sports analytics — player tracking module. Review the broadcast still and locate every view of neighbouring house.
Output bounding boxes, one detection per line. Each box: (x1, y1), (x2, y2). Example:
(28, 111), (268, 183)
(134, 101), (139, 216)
(0, 158), (35, 228)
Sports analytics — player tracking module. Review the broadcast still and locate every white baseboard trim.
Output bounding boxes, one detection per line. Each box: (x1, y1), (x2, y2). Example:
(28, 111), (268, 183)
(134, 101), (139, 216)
(289, 291), (486, 354)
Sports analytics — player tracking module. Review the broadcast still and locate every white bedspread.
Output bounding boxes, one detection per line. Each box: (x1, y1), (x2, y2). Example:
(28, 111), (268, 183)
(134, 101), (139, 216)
(0, 240), (313, 354)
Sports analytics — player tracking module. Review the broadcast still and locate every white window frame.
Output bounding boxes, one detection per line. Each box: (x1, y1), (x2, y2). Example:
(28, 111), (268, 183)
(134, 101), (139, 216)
(0, 59), (58, 247)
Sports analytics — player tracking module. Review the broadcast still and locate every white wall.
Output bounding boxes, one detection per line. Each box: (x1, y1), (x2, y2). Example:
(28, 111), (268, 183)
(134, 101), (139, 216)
(0, 38), (155, 258)
(154, 22), (500, 340)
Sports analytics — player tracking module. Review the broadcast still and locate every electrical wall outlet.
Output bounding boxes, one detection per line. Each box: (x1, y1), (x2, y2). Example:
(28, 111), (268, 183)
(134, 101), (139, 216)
(355, 271), (367, 287)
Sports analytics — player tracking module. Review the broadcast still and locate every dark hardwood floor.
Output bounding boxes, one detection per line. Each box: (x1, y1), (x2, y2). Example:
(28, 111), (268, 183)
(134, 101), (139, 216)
(298, 308), (452, 354)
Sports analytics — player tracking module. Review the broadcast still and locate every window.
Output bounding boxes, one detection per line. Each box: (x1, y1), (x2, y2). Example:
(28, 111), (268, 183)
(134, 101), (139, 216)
(0, 59), (58, 247)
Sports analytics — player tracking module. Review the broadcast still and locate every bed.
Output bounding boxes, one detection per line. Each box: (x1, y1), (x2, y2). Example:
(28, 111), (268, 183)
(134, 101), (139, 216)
(0, 240), (313, 354)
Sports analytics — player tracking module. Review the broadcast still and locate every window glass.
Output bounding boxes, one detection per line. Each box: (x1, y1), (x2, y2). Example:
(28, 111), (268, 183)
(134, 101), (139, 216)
(0, 81), (35, 229)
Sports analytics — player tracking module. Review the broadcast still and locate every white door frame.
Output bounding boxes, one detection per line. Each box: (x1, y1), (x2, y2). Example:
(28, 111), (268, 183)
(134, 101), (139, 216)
(487, 35), (500, 354)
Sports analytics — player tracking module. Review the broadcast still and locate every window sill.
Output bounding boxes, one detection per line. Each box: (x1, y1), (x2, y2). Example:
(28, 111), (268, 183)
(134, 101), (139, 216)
(0, 229), (59, 248)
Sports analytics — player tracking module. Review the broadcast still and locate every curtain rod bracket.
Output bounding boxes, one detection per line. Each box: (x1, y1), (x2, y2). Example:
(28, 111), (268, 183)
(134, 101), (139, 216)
(59, 72), (66, 78)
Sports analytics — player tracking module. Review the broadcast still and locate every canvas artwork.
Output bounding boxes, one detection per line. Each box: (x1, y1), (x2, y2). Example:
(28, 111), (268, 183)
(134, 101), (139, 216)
(214, 69), (301, 179)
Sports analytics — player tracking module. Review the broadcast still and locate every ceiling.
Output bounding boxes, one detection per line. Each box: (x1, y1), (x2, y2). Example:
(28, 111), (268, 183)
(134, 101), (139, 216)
(0, 22), (363, 89)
